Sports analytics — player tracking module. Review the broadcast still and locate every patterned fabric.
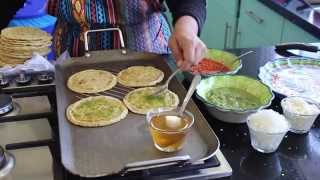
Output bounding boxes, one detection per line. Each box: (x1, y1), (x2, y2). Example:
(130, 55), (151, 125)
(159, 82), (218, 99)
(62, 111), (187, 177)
(49, 0), (171, 57)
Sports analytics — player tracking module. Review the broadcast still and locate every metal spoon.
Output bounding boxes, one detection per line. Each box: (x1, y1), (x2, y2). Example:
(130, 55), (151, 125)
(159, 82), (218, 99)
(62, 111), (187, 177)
(178, 74), (202, 116)
(231, 51), (255, 66)
(152, 68), (181, 96)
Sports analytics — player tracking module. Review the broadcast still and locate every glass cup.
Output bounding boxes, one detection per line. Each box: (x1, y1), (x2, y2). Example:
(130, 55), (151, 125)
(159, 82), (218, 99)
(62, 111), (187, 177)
(281, 96), (320, 134)
(247, 115), (290, 153)
(146, 108), (194, 152)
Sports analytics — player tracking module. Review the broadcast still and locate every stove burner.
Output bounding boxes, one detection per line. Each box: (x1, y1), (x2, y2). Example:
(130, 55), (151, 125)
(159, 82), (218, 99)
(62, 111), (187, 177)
(0, 73), (9, 88)
(37, 73), (54, 84)
(2, 101), (21, 117)
(15, 73), (31, 85)
(0, 94), (13, 115)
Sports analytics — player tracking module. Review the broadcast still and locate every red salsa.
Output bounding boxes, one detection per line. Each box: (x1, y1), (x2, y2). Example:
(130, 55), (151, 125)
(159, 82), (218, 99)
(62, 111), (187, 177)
(191, 58), (230, 74)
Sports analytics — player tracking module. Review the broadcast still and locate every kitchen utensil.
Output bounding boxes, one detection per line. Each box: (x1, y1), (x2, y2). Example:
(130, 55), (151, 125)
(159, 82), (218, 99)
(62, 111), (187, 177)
(55, 28), (219, 177)
(179, 75), (201, 115)
(259, 57), (320, 103)
(196, 75), (274, 123)
(275, 43), (319, 52)
(151, 68), (180, 96)
(230, 50), (255, 66)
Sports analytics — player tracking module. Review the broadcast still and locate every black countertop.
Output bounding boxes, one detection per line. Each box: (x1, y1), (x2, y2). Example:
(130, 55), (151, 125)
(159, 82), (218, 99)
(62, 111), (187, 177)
(187, 45), (320, 180)
(258, 0), (320, 38)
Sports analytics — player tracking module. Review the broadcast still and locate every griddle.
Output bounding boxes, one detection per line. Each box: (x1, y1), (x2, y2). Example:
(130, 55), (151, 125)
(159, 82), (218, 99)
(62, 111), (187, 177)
(55, 49), (220, 177)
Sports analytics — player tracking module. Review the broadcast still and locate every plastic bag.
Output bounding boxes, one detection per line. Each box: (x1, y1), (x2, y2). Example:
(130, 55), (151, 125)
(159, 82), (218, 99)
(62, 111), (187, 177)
(0, 53), (55, 76)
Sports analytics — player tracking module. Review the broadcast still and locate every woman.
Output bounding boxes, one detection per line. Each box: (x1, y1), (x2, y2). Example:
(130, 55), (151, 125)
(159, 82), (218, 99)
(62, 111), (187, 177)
(48, 0), (207, 70)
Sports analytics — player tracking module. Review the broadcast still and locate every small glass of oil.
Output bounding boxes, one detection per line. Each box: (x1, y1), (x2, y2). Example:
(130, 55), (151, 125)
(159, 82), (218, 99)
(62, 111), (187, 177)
(146, 108), (194, 152)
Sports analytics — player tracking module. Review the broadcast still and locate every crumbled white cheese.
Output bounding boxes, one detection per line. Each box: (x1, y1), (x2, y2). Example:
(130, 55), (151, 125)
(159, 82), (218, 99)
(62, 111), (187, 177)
(281, 97), (320, 133)
(248, 109), (289, 133)
(247, 109), (289, 153)
(282, 97), (319, 115)
(165, 116), (182, 129)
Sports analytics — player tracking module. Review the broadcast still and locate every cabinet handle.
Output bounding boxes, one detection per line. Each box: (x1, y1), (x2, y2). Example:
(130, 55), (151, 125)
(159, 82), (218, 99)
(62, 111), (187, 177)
(245, 10), (264, 24)
(228, 24), (233, 48)
(236, 31), (241, 48)
(224, 23), (232, 49)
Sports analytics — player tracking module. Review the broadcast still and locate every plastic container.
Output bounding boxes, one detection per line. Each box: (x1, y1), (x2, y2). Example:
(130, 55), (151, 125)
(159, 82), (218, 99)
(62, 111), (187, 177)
(281, 96), (320, 134)
(247, 110), (290, 153)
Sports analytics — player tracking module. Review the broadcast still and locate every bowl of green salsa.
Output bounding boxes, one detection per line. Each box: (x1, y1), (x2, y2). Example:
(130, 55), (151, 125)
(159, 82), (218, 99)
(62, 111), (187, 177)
(196, 75), (274, 123)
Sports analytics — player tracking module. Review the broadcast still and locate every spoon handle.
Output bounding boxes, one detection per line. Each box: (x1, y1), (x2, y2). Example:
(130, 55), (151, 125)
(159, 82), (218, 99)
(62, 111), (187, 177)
(236, 50), (255, 60)
(179, 75), (202, 115)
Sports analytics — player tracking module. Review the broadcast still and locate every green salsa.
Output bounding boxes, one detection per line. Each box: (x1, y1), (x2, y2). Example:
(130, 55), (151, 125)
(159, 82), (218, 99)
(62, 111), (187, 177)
(72, 98), (123, 121)
(129, 90), (175, 109)
(205, 87), (261, 110)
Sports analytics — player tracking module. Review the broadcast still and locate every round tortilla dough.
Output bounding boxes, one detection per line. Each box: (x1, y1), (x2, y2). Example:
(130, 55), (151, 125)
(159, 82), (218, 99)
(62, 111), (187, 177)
(123, 87), (179, 115)
(67, 69), (117, 93)
(1, 27), (52, 41)
(66, 96), (128, 127)
(117, 66), (164, 87)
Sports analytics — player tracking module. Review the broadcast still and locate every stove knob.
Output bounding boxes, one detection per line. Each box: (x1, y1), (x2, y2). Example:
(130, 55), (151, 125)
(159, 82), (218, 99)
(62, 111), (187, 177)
(37, 73), (54, 84)
(0, 73), (9, 88)
(15, 72), (32, 85)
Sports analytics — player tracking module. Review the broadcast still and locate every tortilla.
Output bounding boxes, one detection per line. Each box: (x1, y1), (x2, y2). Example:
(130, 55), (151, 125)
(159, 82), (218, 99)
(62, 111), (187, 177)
(67, 69), (117, 93)
(66, 96), (128, 127)
(1, 27), (52, 41)
(0, 27), (52, 67)
(123, 87), (179, 114)
(117, 66), (164, 87)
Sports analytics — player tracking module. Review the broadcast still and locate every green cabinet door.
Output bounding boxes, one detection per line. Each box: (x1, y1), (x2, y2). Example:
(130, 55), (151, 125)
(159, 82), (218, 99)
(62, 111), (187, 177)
(237, 0), (284, 48)
(281, 19), (319, 43)
(200, 0), (238, 49)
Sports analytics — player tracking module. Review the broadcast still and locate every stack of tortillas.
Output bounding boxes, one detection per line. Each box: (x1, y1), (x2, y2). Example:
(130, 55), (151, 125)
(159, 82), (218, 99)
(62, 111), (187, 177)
(0, 27), (52, 66)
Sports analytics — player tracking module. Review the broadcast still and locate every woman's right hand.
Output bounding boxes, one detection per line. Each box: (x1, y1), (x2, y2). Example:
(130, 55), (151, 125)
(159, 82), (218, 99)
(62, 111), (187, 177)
(168, 16), (207, 70)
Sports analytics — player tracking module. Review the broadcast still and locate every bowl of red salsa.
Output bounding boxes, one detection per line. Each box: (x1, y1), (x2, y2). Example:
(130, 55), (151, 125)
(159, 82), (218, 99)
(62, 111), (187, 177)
(184, 49), (242, 81)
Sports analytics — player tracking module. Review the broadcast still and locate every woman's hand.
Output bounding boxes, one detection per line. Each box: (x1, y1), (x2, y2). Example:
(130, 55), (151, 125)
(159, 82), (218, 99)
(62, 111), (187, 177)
(169, 16), (207, 70)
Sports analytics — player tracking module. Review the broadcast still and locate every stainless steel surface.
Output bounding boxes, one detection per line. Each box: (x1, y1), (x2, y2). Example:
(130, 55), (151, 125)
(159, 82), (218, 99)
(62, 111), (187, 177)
(0, 151), (15, 179)
(55, 49), (220, 177)
(152, 68), (181, 96)
(0, 104), (13, 115)
(179, 75), (201, 115)
(121, 155), (191, 175)
(0, 96), (53, 180)
(168, 150), (232, 180)
(84, 28), (126, 57)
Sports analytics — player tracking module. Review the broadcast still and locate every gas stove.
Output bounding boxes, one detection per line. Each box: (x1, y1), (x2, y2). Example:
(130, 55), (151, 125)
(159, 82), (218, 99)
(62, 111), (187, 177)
(0, 71), (232, 180)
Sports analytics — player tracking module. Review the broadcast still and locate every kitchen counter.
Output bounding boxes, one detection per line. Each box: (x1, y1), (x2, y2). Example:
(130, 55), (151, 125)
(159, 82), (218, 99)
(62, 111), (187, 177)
(259, 0), (320, 37)
(185, 45), (320, 180)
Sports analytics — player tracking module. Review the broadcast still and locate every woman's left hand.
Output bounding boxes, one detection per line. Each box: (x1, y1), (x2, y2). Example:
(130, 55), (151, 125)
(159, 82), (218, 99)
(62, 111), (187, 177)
(168, 16), (207, 70)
